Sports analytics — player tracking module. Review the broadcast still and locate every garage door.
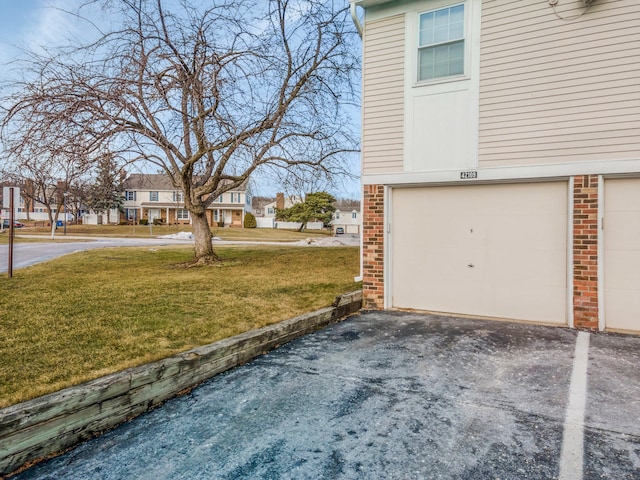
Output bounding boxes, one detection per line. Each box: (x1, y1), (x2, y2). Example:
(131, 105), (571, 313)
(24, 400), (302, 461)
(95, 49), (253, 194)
(391, 182), (567, 324)
(604, 178), (640, 332)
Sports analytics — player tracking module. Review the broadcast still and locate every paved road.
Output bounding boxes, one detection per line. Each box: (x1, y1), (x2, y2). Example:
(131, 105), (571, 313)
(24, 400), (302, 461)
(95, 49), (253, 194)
(0, 234), (358, 273)
(11, 312), (640, 479)
(0, 237), (194, 273)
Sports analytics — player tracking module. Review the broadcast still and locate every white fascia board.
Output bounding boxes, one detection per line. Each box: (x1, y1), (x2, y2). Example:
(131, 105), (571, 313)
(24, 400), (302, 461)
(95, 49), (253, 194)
(362, 158), (640, 186)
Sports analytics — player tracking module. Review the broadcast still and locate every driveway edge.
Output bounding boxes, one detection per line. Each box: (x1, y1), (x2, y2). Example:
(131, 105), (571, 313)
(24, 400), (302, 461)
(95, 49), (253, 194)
(0, 290), (362, 477)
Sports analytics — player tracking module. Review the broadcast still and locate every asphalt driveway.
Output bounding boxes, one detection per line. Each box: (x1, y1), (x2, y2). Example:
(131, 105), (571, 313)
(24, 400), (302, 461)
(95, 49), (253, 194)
(10, 311), (640, 479)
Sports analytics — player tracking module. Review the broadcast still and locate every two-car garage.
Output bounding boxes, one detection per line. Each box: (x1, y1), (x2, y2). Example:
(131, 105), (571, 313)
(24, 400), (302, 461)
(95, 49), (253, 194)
(390, 182), (569, 325)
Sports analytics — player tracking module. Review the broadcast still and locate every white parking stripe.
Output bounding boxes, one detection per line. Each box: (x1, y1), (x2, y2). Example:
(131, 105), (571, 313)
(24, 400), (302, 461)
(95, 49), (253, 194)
(559, 331), (591, 480)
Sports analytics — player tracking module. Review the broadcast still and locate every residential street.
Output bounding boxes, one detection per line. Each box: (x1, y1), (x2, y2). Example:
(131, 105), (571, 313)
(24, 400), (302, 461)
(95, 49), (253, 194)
(0, 234), (359, 273)
(0, 237), (193, 274)
(11, 312), (640, 479)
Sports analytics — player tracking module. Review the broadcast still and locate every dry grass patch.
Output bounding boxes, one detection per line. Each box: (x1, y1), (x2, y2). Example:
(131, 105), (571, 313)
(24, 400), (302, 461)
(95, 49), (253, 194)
(0, 246), (360, 408)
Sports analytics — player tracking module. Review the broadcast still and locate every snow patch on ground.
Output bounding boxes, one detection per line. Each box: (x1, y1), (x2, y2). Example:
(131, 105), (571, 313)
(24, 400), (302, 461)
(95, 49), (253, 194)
(294, 236), (359, 247)
(158, 232), (194, 240)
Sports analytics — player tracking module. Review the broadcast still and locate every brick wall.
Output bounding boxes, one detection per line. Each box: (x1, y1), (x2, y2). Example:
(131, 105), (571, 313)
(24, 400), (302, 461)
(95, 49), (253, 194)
(363, 185), (385, 309)
(573, 175), (599, 329)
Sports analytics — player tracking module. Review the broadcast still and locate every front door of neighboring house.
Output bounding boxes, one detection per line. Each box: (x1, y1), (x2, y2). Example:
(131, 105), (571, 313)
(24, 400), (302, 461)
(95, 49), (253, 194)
(148, 209), (160, 222)
(224, 210), (231, 225)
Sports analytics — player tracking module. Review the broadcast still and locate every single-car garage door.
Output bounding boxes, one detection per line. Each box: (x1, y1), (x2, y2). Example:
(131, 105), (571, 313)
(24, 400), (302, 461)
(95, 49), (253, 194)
(391, 182), (567, 324)
(604, 178), (640, 332)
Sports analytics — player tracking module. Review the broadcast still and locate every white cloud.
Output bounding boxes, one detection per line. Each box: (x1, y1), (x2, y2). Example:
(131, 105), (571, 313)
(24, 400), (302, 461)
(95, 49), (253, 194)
(24, 0), (84, 52)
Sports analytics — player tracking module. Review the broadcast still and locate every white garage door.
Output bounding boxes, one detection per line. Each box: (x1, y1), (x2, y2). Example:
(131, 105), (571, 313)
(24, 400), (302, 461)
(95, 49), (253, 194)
(604, 178), (640, 332)
(391, 182), (568, 324)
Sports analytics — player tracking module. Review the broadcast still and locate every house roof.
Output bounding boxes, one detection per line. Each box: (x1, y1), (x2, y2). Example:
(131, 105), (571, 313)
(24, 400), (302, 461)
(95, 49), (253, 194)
(122, 174), (246, 192)
(334, 200), (361, 211)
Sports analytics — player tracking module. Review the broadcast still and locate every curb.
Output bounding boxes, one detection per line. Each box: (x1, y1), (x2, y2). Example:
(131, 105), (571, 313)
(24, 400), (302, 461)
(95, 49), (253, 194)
(0, 290), (362, 477)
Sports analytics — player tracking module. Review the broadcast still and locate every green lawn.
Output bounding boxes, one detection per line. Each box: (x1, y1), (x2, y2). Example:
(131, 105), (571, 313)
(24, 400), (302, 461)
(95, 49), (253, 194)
(0, 245), (360, 408)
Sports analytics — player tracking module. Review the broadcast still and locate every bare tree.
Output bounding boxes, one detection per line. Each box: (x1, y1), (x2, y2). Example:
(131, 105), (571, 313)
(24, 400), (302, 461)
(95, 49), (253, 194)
(1, 142), (93, 233)
(1, 0), (360, 263)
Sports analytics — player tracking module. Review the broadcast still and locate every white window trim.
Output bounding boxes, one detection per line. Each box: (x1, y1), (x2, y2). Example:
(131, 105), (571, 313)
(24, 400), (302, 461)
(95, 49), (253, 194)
(403, 0), (481, 174)
(407, 0), (473, 89)
(417, 3), (466, 83)
(176, 208), (190, 220)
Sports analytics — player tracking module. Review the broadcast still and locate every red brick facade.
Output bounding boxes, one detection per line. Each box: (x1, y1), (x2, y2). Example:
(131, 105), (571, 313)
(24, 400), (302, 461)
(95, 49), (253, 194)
(362, 185), (385, 309)
(573, 175), (599, 329)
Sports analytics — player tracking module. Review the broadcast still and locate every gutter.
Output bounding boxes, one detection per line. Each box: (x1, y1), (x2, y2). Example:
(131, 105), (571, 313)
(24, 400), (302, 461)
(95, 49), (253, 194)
(350, 2), (363, 38)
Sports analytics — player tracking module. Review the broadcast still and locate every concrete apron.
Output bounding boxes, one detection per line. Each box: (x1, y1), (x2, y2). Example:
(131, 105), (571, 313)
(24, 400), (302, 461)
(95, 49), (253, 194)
(7, 311), (640, 479)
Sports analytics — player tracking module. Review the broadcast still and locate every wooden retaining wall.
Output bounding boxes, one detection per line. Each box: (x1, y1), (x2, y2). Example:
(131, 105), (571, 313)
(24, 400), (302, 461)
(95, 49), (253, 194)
(0, 291), (362, 477)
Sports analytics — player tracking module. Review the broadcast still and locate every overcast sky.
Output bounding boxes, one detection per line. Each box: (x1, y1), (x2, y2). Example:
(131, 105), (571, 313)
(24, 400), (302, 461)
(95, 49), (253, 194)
(0, 1), (362, 199)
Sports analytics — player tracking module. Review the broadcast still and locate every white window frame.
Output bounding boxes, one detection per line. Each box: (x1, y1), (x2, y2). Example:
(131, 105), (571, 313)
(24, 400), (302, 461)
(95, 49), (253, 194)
(352, 211), (357, 219)
(125, 191), (136, 201)
(176, 208), (190, 220)
(173, 191), (184, 202)
(417, 3), (465, 83)
(149, 191), (159, 202)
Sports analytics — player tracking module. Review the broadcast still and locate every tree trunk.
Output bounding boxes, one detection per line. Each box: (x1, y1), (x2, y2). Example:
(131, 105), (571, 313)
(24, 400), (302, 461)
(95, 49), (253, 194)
(191, 210), (219, 263)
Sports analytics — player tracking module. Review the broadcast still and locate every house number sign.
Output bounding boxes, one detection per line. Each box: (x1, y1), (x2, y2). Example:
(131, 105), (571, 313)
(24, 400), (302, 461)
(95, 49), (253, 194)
(460, 171), (478, 179)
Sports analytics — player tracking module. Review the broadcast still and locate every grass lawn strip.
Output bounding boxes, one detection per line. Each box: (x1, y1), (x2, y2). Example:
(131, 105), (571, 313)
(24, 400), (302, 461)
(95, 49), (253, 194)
(0, 245), (360, 408)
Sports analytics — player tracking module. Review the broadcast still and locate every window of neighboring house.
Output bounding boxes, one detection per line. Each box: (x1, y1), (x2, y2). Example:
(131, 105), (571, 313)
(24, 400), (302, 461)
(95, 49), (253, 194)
(267, 207), (274, 215)
(335, 211), (340, 220)
(125, 191), (136, 201)
(126, 208), (137, 220)
(173, 191), (184, 202)
(352, 211), (357, 219)
(214, 210), (219, 222)
(418, 4), (465, 82)
(149, 191), (159, 202)
(218, 194), (224, 203)
(176, 208), (190, 220)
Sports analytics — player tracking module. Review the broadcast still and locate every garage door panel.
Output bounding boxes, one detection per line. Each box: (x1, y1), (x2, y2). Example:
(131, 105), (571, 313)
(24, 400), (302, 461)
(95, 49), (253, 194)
(604, 178), (640, 332)
(391, 183), (567, 324)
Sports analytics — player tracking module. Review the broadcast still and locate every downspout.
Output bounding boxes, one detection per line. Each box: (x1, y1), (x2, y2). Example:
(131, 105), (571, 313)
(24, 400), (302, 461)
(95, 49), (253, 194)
(351, 1), (363, 283)
(350, 2), (363, 38)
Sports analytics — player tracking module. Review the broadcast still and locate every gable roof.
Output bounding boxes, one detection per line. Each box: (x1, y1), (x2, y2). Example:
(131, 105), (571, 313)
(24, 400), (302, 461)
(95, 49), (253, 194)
(122, 174), (246, 192)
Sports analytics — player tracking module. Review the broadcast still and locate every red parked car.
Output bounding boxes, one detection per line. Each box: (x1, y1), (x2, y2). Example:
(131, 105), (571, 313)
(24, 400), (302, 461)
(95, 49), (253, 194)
(2, 220), (24, 228)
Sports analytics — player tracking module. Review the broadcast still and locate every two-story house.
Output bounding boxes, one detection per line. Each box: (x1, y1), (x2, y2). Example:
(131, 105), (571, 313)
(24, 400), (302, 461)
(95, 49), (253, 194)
(353, 0), (640, 333)
(331, 200), (362, 234)
(121, 174), (251, 227)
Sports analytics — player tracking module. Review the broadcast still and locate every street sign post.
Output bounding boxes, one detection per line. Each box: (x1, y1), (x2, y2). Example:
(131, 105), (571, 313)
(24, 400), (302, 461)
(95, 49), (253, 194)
(3, 186), (20, 278)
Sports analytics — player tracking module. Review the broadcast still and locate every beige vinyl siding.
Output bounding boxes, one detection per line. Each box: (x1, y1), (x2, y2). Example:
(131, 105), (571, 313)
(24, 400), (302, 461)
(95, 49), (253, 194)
(478, 0), (640, 167)
(362, 14), (405, 176)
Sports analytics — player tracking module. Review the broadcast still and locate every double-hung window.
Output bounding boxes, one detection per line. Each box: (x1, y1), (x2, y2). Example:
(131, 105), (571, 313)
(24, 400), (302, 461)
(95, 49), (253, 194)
(149, 191), (158, 202)
(125, 191), (136, 201)
(176, 209), (189, 220)
(418, 4), (465, 82)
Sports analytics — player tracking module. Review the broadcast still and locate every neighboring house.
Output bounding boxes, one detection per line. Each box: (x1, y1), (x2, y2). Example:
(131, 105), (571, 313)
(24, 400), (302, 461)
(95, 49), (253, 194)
(121, 174), (250, 227)
(262, 192), (304, 218)
(0, 181), (75, 224)
(331, 200), (361, 234)
(353, 0), (640, 333)
(251, 196), (276, 218)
